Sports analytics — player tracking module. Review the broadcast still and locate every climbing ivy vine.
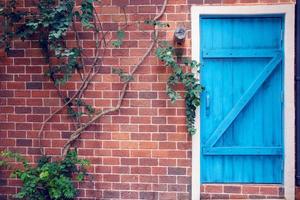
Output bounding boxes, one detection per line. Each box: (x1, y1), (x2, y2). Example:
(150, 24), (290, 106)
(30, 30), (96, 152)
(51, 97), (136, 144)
(0, 0), (203, 156)
(1, 150), (89, 200)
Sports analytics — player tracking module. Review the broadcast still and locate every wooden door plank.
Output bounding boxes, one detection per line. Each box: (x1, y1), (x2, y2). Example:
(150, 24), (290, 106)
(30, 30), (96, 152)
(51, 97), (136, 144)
(204, 54), (282, 148)
(202, 49), (281, 58)
(203, 147), (283, 155)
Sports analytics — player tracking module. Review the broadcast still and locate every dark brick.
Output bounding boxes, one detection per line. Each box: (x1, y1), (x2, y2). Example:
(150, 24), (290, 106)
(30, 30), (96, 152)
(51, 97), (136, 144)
(62, 132), (71, 139)
(159, 176), (176, 183)
(0, 194), (7, 200)
(26, 82), (42, 89)
(278, 187), (284, 196)
(15, 107), (31, 114)
(103, 191), (120, 198)
(139, 92), (157, 99)
(7, 50), (24, 57)
(121, 191), (138, 199)
(249, 195), (266, 199)
(178, 193), (190, 200)
(78, 32), (94, 40)
(32, 75), (46, 81)
(16, 139), (32, 146)
(200, 193), (211, 199)
(0, 74), (13, 81)
(33, 107), (50, 114)
(168, 184), (186, 192)
(102, 23), (118, 31)
(168, 167), (186, 175)
(112, 0), (129, 7)
(205, 0), (221, 3)
(16, 123), (32, 130)
(0, 179), (7, 186)
(188, 0), (204, 3)
(211, 194), (230, 199)
(0, 91), (13, 97)
(130, 0), (150, 4)
(28, 148), (41, 154)
(140, 192), (158, 200)
(224, 185), (241, 193)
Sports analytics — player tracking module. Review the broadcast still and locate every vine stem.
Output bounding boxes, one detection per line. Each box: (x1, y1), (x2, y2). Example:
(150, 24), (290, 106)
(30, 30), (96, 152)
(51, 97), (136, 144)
(62, 0), (168, 157)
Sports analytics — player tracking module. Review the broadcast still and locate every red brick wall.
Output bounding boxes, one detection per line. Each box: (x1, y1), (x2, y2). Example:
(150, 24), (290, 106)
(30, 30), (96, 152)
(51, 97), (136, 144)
(0, 0), (295, 199)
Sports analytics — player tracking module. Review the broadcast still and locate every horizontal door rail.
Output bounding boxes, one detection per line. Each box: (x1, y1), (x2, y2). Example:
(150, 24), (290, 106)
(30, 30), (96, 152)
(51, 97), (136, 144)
(202, 147), (283, 155)
(202, 49), (281, 58)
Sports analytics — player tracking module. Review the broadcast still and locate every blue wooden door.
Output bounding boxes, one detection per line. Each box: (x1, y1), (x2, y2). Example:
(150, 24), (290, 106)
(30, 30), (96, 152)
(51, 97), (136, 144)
(200, 16), (283, 183)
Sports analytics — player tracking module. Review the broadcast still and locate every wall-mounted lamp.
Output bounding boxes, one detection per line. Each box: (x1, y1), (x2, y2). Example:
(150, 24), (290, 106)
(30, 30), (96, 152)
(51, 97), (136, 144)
(174, 26), (186, 45)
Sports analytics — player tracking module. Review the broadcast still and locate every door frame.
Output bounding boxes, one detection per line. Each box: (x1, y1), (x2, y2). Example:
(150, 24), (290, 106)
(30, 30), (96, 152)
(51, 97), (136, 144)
(191, 4), (295, 200)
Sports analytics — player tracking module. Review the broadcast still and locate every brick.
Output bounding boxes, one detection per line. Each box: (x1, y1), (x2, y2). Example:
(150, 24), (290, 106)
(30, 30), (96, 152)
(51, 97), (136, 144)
(33, 107), (50, 114)
(205, 184), (223, 193)
(121, 175), (138, 182)
(121, 158), (138, 165)
(139, 92), (157, 99)
(103, 191), (120, 199)
(168, 184), (186, 192)
(16, 139), (32, 146)
(16, 123), (32, 130)
(140, 192), (158, 200)
(112, 166), (129, 174)
(121, 191), (138, 199)
(131, 183), (151, 191)
(159, 125), (176, 132)
(103, 174), (120, 182)
(26, 82), (42, 89)
(140, 175), (158, 183)
(168, 167), (186, 175)
(140, 158), (158, 166)
(7, 50), (24, 57)
(7, 66), (25, 73)
(159, 176), (176, 184)
(27, 115), (43, 122)
(260, 186), (278, 195)
(0, 90), (13, 97)
(131, 166), (151, 174)
(131, 133), (150, 141)
(130, 0), (150, 5)
(131, 116), (151, 124)
(249, 195), (267, 199)
(139, 125), (158, 132)
(242, 186), (259, 194)
(152, 133), (167, 141)
(159, 142), (176, 149)
(230, 194), (248, 199)
(112, 150), (129, 157)
(112, 0), (129, 6)
(78, 32), (94, 40)
(139, 141), (158, 149)
(131, 150), (151, 157)
(0, 74), (13, 81)
(159, 192), (177, 200)
(103, 157), (119, 165)
(113, 183), (130, 190)
(211, 194), (230, 199)
(152, 117), (166, 124)
(112, 49), (129, 57)
(224, 185), (241, 193)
